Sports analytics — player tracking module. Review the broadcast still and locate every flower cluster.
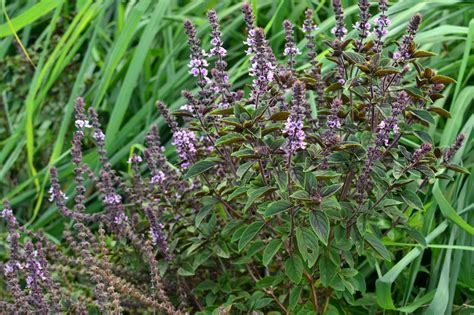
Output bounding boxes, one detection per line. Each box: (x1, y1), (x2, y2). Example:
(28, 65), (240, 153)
(302, 9), (318, 65)
(373, 0), (391, 52)
(283, 82), (307, 154)
(248, 28), (276, 100)
(208, 11), (227, 58)
(412, 143), (433, 164)
(283, 20), (301, 69)
(331, 0), (347, 40)
(184, 20), (209, 84)
(394, 14), (422, 62)
(242, 2), (256, 55)
(375, 91), (409, 147)
(327, 98), (343, 129)
(354, 0), (371, 51)
(443, 133), (465, 163)
(172, 128), (197, 169)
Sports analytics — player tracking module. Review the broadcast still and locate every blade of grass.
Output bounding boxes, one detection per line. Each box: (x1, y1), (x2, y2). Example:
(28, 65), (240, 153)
(1, 0), (35, 68)
(92, 0), (152, 109)
(0, 0), (58, 38)
(375, 221), (448, 310)
(425, 229), (456, 315)
(453, 19), (474, 101)
(105, 0), (169, 149)
(433, 181), (474, 235)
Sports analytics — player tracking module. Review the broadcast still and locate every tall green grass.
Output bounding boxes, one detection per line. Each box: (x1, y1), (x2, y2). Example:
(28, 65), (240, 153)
(1, 0), (473, 312)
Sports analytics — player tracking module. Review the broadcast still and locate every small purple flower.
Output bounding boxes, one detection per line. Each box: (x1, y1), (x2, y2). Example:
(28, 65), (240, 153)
(327, 98), (343, 129)
(4, 263), (14, 274)
(26, 275), (34, 288)
(113, 212), (128, 224)
(93, 130), (105, 142)
(354, 0), (371, 52)
(74, 119), (92, 129)
(151, 171), (166, 185)
(104, 193), (122, 205)
(412, 143), (432, 164)
(172, 128), (197, 168)
(180, 104), (194, 112)
(48, 186), (68, 202)
(283, 47), (302, 57)
(127, 155), (143, 164)
(374, 16), (391, 27)
(1, 208), (13, 217)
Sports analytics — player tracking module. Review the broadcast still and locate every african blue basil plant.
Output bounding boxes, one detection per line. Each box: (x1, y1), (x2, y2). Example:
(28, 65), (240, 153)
(1, 1), (466, 313)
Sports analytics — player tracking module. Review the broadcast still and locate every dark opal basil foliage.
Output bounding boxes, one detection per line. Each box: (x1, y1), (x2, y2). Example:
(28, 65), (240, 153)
(1, 1), (467, 314)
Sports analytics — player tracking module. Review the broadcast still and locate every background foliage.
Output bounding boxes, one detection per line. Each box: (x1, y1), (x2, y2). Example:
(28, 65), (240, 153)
(0, 0), (473, 313)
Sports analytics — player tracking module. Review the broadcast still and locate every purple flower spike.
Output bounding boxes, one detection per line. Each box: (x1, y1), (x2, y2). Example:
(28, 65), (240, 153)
(283, 82), (307, 154)
(331, 0), (347, 41)
(172, 128), (197, 169)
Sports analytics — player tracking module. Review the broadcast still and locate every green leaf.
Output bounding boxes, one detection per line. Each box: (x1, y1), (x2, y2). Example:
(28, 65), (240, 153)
(264, 200), (292, 217)
(375, 67), (400, 77)
(184, 157), (221, 179)
(427, 106), (451, 118)
(208, 107), (234, 115)
(289, 285), (303, 310)
(343, 51), (365, 64)
(320, 183), (343, 198)
(413, 130), (433, 144)
(413, 50), (437, 58)
(236, 161), (254, 178)
(195, 206), (212, 227)
(227, 186), (248, 201)
(402, 226), (427, 248)
(313, 170), (341, 180)
(411, 109), (435, 124)
(404, 86), (424, 98)
(431, 75), (456, 85)
(401, 189), (424, 211)
(290, 190), (311, 201)
(365, 235), (392, 261)
(238, 221), (265, 252)
(296, 228), (308, 262)
(325, 82), (342, 92)
(310, 211), (330, 245)
(262, 239), (282, 267)
(319, 255), (336, 287)
(269, 111), (290, 121)
(445, 164), (470, 174)
(296, 227), (320, 267)
(285, 255), (304, 284)
(398, 290), (436, 313)
(244, 186), (274, 211)
(215, 133), (246, 146)
(433, 181), (474, 235)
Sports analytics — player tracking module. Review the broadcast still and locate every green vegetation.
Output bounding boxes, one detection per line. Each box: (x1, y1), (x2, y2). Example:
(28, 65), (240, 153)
(1, 0), (473, 313)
